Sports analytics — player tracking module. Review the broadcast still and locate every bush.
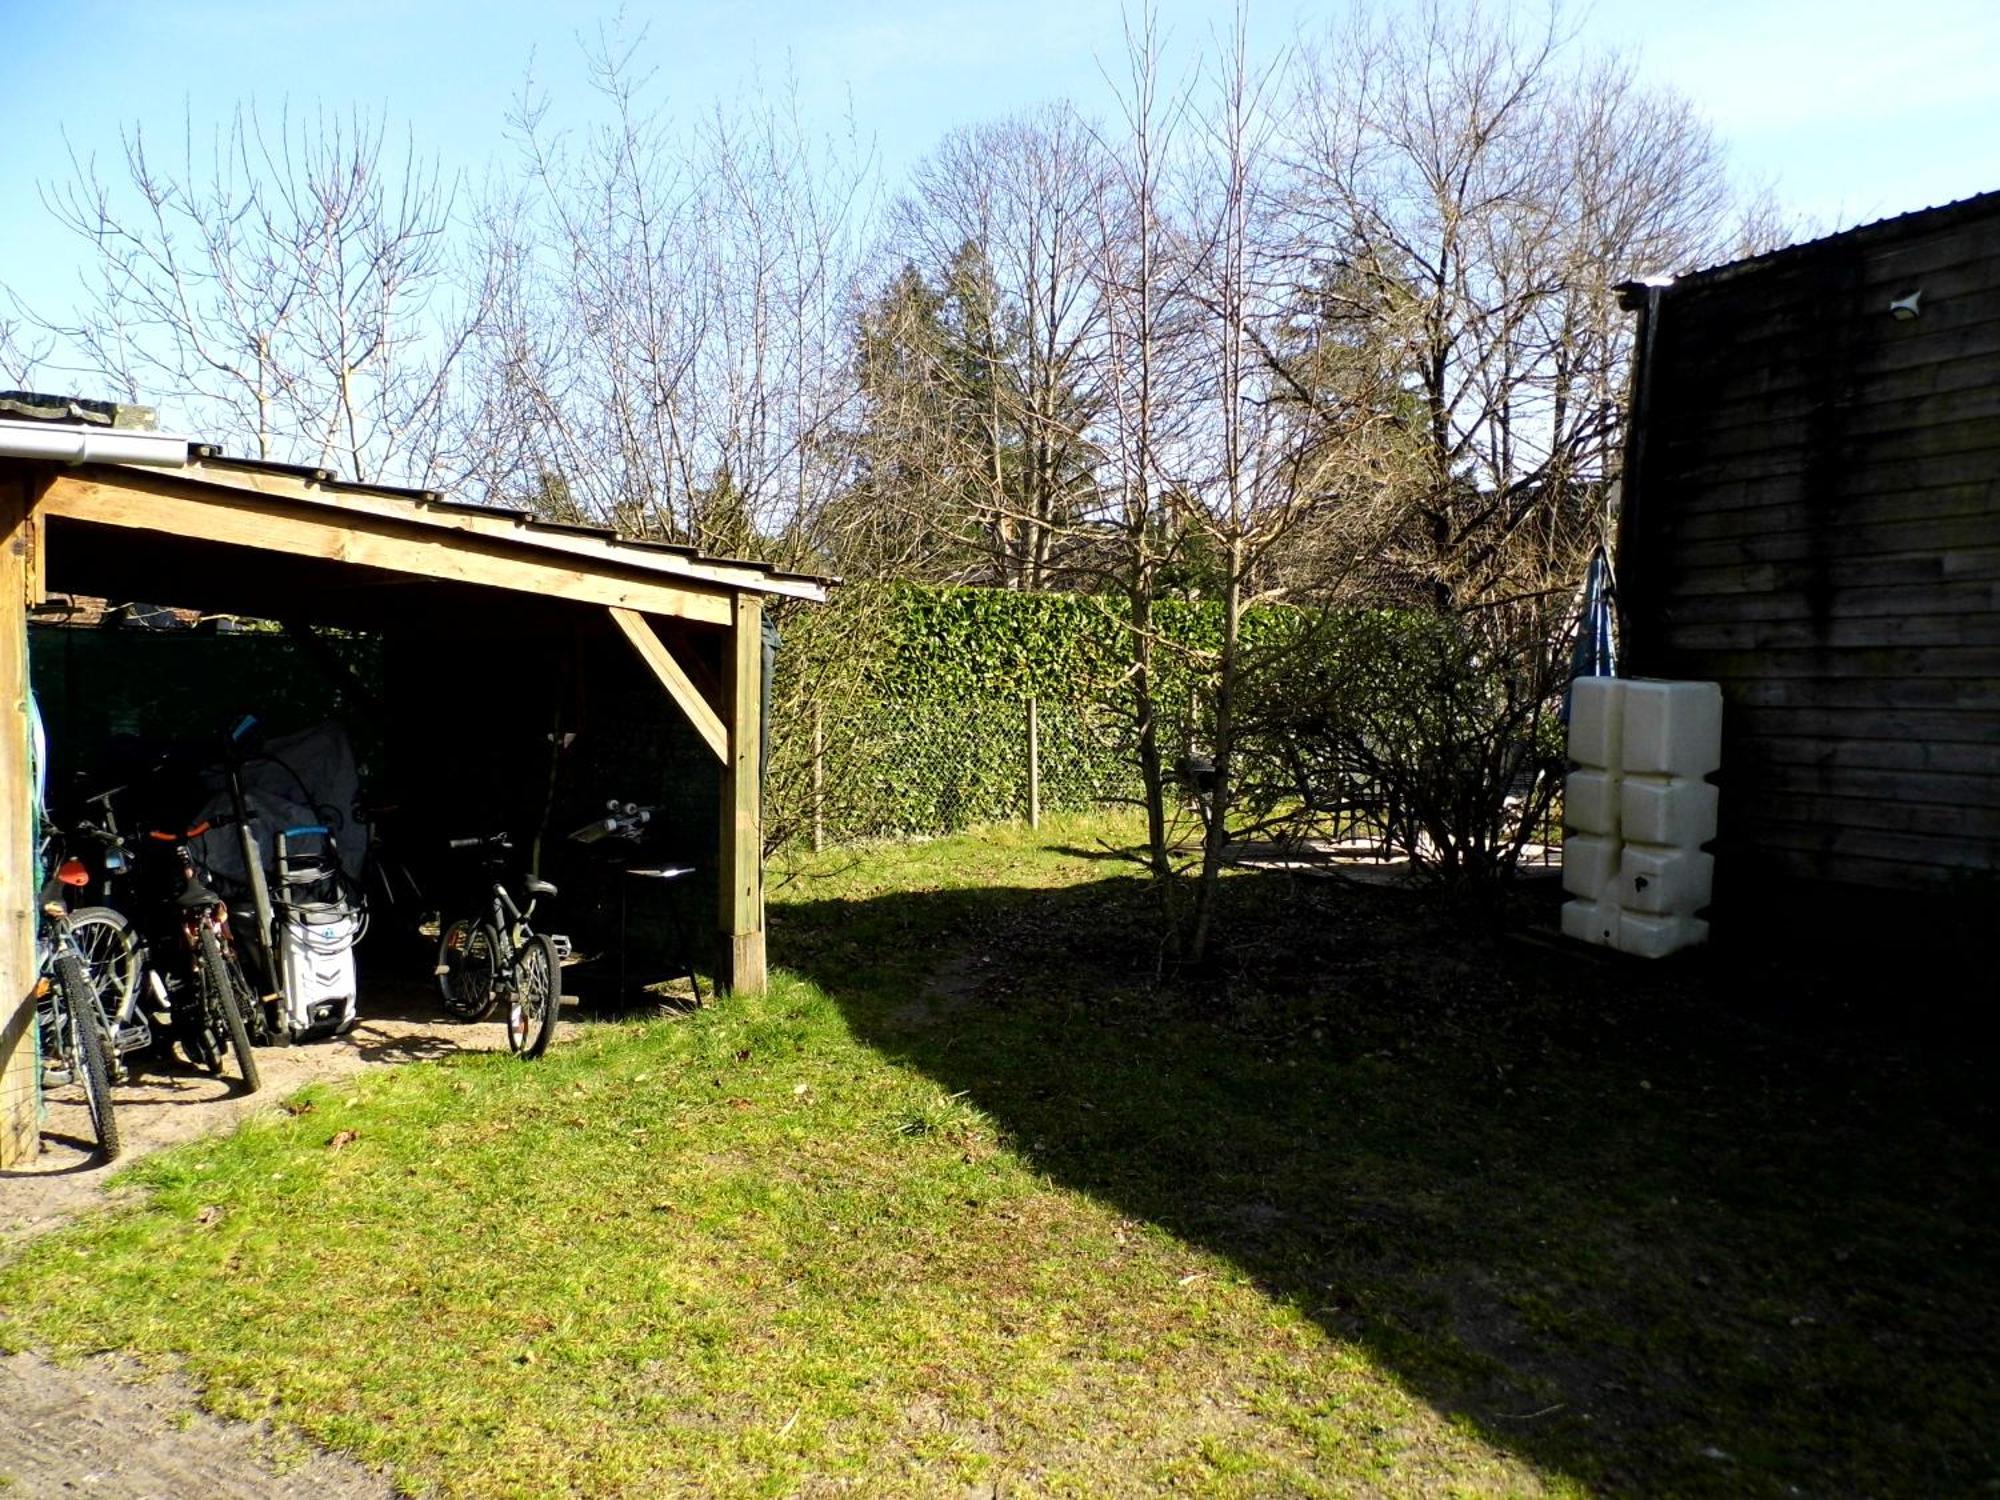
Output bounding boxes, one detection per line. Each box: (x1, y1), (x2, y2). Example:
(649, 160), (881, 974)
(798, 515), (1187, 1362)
(1238, 606), (1567, 883)
(770, 585), (1568, 881)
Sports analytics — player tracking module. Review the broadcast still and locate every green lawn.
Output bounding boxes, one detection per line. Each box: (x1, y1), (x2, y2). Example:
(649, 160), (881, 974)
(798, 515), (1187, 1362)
(2, 813), (1994, 1497)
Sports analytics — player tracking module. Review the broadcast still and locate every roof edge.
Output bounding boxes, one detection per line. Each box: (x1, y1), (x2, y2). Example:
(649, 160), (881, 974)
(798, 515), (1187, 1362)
(1627, 187), (2000, 299)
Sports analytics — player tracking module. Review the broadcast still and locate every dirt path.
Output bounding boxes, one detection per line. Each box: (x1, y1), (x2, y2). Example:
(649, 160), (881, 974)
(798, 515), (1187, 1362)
(0, 1349), (397, 1497)
(0, 980), (541, 1498)
(0, 1352), (398, 1500)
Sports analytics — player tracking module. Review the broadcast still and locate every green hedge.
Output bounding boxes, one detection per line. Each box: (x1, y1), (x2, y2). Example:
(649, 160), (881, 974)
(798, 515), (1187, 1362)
(769, 583), (1565, 870)
(772, 584), (1254, 844)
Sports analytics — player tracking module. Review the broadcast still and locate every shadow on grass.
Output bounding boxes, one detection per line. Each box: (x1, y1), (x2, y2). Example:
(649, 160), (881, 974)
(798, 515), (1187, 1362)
(773, 870), (2000, 1499)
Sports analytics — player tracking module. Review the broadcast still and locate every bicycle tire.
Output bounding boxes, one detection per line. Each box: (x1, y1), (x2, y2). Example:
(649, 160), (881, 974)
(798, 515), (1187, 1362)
(437, 918), (500, 1021)
(57, 950), (122, 1161)
(507, 933), (561, 1059)
(67, 907), (139, 1031)
(199, 924), (262, 1094)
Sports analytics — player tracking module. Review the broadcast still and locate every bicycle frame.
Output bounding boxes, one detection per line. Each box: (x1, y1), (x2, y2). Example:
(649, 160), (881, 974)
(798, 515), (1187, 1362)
(485, 881), (539, 946)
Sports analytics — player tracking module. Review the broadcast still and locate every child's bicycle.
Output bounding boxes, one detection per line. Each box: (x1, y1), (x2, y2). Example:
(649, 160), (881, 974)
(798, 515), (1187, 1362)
(434, 833), (565, 1059)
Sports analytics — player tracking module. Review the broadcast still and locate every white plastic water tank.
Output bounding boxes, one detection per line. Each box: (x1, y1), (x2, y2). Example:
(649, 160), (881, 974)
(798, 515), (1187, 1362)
(1617, 910), (1710, 959)
(1619, 776), (1719, 848)
(1620, 679), (1722, 777)
(1614, 844), (1715, 916)
(1562, 833), (1619, 900)
(1564, 769), (1622, 837)
(1567, 677), (1625, 768)
(1561, 896), (1622, 947)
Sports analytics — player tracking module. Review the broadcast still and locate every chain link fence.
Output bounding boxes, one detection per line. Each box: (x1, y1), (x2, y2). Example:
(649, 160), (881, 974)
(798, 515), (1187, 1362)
(786, 689), (1141, 849)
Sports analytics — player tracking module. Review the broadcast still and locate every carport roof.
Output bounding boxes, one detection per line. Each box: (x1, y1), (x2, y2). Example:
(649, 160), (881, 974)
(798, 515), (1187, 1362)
(0, 413), (831, 605)
(180, 446), (834, 602)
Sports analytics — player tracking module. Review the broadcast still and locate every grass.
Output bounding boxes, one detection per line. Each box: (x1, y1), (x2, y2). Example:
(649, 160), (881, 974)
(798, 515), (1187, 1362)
(3, 811), (1996, 1497)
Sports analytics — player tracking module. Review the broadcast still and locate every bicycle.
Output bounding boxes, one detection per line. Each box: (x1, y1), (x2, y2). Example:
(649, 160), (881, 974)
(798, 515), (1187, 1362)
(35, 853), (122, 1160)
(53, 792), (161, 1070)
(135, 815), (264, 1094)
(434, 834), (565, 1059)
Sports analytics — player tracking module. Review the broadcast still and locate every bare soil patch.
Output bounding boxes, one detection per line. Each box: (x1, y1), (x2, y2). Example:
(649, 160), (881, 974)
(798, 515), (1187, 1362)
(0, 1348), (396, 1497)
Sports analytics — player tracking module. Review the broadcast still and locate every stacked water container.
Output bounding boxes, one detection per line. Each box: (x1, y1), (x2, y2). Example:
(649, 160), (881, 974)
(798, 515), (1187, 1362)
(1561, 678), (1722, 957)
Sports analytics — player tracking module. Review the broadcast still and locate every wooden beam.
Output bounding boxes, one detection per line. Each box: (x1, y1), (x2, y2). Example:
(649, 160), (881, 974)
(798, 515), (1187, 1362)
(137, 459), (828, 602)
(608, 607), (727, 763)
(38, 470), (736, 626)
(718, 593), (766, 996)
(1, 475), (39, 1166)
(22, 512), (46, 606)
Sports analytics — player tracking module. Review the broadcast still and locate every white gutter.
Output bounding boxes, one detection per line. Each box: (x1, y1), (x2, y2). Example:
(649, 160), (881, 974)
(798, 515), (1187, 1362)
(0, 418), (189, 468)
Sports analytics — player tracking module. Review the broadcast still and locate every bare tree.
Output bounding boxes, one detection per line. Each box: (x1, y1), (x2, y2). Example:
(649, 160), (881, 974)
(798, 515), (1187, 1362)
(1171, 9), (1355, 960)
(876, 102), (1112, 588)
(1290, 0), (1735, 610)
(465, 33), (873, 560)
(1085, 6), (1202, 876)
(12, 105), (483, 485)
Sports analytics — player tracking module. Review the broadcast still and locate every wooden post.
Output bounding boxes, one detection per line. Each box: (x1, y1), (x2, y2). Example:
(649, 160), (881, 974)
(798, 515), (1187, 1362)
(810, 702), (824, 855)
(1026, 695), (1041, 830)
(1, 477), (40, 1167)
(718, 593), (766, 995)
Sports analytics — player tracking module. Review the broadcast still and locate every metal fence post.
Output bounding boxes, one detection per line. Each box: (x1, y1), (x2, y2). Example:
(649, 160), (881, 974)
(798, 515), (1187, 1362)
(1027, 695), (1041, 829)
(811, 702), (825, 854)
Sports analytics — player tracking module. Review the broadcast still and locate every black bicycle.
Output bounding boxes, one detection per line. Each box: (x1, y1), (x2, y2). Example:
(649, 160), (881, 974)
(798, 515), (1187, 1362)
(435, 834), (565, 1059)
(35, 851), (122, 1160)
(137, 816), (263, 1093)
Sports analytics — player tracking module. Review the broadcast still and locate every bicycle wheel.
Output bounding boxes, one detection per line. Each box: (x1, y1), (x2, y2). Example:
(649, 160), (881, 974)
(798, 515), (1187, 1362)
(437, 918), (500, 1021)
(56, 950), (122, 1161)
(506, 934), (562, 1059)
(199, 924), (262, 1094)
(67, 907), (139, 1030)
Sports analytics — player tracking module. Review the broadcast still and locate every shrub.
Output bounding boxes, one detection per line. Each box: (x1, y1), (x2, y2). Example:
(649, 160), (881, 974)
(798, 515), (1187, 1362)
(1238, 605), (1567, 884)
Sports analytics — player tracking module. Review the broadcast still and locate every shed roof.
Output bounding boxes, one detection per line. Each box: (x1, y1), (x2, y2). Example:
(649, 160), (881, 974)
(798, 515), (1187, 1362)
(176, 447), (832, 602)
(1620, 187), (2000, 304)
(0, 412), (831, 605)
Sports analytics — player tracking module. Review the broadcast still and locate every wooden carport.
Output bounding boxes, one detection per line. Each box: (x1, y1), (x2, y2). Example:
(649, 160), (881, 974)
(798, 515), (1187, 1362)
(2, 436), (828, 1166)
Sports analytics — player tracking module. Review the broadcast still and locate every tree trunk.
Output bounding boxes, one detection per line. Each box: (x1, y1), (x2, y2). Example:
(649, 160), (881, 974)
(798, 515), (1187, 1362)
(1129, 574), (1171, 877)
(1188, 538), (1243, 965)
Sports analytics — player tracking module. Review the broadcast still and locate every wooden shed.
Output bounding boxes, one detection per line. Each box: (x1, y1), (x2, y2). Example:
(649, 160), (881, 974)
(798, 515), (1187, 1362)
(2, 418), (828, 1166)
(1615, 190), (2000, 924)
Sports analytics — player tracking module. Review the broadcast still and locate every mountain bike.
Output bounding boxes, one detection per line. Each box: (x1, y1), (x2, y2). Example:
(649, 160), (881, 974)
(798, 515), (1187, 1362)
(435, 833), (565, 1059)
(35, 860), (122, 1160)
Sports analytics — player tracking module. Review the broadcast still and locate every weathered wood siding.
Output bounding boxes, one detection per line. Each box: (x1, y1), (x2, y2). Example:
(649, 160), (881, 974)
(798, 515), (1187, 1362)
(1620, 194), (2000, 898)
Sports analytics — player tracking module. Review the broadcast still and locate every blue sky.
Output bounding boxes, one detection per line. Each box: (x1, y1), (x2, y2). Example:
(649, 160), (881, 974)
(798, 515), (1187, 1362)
(3, 0), (1996, 333)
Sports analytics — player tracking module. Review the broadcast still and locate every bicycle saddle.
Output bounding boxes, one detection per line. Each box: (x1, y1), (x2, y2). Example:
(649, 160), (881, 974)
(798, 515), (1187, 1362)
(525, 876), (558, 897)
(177, 878), (221, 910)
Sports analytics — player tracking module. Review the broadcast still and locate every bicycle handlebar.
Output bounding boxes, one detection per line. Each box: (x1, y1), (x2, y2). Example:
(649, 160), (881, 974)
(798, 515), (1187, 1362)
(148, 814), (236, 842)
(448, 833), (512, 851)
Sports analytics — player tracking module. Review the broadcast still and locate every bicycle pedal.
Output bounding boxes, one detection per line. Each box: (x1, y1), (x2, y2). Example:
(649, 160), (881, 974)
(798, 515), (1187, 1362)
(549, 935), (573, 961)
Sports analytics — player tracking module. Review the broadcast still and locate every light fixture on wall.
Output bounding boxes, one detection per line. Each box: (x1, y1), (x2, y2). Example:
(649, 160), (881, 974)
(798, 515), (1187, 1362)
(1889, 290), (1922, 320)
